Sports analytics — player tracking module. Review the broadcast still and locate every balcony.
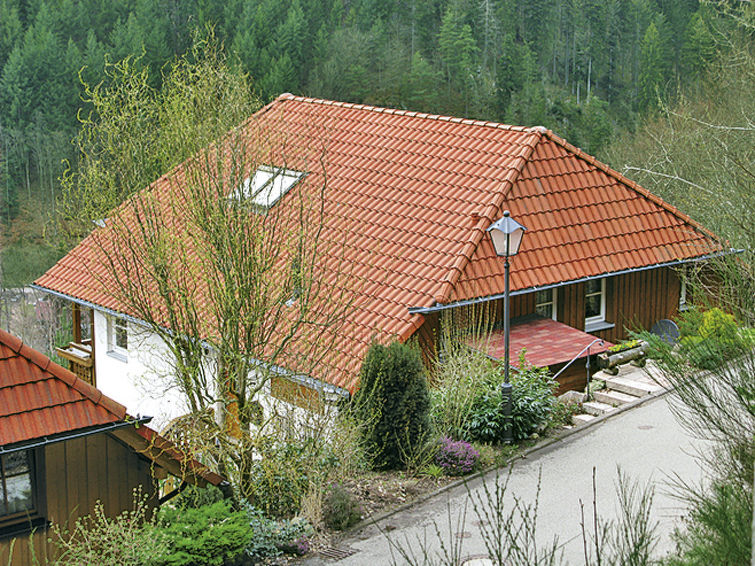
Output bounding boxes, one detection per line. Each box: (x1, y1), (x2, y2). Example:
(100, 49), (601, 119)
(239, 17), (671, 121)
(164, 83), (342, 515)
(56, 340), (95, 385)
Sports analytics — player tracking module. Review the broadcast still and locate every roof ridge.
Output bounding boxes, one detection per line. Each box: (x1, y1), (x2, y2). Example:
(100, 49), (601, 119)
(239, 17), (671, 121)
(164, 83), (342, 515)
(280, 94), (532, 132)
(431, 129), (545, 306)
(0, 329), (127, 420)
(541, 130), (723, 245)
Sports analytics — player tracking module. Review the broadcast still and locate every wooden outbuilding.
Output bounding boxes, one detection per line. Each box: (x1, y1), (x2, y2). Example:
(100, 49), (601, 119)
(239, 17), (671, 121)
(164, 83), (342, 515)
(0, 329), (224, 565)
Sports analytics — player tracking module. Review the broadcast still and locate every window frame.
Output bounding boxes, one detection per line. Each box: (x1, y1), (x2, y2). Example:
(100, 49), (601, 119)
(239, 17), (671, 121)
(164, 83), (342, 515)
(584, 278), (607, 327)
(0, 449), (46, 537)
(107, 315), (129, 360)
(535, 288), (558, 321)
(231, 165), (305, 209)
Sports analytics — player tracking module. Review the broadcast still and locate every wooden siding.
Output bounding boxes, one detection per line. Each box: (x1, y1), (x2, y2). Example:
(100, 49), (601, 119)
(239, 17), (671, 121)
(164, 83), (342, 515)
(0, 433), (157, 566)
(415, 266), (683, 392)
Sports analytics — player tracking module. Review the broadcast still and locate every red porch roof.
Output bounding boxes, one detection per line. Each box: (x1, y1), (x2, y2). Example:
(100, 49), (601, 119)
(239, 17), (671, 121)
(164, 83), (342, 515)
(468, 316), (613, 368)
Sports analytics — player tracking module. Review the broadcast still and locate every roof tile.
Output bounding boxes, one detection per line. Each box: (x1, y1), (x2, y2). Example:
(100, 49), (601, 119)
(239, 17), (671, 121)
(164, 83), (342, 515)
(34, 96), (722, 393)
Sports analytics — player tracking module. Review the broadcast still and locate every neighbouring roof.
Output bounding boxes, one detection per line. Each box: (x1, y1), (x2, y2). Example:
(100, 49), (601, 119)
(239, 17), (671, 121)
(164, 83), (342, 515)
(0, 329), (223, 486)
(467, 316), (613, 369)
(35, 94), (723, 393)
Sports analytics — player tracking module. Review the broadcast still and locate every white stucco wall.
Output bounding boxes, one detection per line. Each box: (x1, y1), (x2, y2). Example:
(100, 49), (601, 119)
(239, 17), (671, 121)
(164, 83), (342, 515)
(91, 309), (347, 433)
(93, 310), (188, 429)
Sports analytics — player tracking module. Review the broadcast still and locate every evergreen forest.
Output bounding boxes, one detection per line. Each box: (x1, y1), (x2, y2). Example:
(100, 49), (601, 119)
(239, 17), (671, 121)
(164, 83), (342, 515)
(0, 0), (747, 285)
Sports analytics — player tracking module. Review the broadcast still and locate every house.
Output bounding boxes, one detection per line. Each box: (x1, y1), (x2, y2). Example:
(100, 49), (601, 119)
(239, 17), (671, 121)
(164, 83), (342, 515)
(0, 329), (224, 566)
(32, 94), (727, 423)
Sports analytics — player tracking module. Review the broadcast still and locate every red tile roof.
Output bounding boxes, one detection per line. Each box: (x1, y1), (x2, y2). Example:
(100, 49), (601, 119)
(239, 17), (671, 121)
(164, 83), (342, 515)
(34, 94), (723, 393)
(0, 329), (223, 486)
(0, 328), (126, 446)
(468, 317), (613, 368)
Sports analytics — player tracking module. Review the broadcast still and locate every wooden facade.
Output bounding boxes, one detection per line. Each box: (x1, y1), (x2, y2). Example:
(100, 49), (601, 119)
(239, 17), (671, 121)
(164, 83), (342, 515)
(0, 432), (157, 566)
(417, 266), (683, 392)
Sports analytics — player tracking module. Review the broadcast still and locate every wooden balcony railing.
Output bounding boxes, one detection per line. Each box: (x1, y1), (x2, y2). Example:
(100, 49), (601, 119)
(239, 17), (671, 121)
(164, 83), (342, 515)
(56, 340), (95, 386)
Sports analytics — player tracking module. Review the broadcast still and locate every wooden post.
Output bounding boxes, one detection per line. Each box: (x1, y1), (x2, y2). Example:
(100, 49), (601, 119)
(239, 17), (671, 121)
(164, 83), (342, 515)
(72, 303), (81, 343)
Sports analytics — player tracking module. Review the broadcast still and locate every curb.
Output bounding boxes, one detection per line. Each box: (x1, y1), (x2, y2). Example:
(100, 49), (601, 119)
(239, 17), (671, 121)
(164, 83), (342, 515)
(342, 384), (672, 538)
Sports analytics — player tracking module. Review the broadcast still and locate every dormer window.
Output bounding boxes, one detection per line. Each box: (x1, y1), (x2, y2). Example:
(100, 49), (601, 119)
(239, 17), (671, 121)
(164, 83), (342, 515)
(232, 165), (305, 208)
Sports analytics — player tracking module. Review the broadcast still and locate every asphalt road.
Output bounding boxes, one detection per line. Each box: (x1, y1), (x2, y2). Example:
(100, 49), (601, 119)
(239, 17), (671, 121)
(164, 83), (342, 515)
(306, 393), (708, 566)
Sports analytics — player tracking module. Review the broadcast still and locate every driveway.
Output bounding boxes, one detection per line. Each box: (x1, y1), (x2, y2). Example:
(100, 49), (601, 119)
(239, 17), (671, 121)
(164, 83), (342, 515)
(307, 393), (708, 565)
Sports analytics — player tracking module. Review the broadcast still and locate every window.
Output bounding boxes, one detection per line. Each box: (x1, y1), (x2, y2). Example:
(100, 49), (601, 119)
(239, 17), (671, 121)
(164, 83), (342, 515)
(585, 278), (606, 326)
(231, 165), (305, 209)
(679, 267), (693, 311)
(0, 450), (42, 533)
(535, 288), (557, 320)
(107, 316), (128, 359)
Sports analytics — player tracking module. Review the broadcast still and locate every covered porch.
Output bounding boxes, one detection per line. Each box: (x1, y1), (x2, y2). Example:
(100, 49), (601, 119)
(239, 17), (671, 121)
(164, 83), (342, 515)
(466, 315), (613, 394)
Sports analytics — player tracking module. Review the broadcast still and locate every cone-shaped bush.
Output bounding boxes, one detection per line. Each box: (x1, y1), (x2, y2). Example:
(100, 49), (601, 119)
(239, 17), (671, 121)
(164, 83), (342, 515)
(353, 341), (430, 470)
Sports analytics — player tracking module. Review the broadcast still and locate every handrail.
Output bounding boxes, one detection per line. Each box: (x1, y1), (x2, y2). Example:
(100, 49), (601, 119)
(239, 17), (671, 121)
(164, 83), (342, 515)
(552, 338), (605, 401)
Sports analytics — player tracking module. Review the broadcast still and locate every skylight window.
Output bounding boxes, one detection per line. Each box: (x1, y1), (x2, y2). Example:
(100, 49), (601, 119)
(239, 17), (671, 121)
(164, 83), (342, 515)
(233, 165), (305, 208)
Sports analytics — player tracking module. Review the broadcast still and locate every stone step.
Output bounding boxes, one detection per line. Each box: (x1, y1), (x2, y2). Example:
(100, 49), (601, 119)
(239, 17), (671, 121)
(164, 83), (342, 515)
(594, 389), (637, 406)
(582, 400), (616, 417)
(572, 413), (596, 426)
(602, 376), (664, 398)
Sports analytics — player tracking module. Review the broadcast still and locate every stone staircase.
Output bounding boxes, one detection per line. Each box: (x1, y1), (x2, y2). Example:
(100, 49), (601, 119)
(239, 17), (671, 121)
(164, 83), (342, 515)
(568, 360), (669, 426)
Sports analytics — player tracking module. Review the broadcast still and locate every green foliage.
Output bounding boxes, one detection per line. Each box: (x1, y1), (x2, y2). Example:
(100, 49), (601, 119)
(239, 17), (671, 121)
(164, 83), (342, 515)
(0, 0), (727, 248)
(353, 341), (431, 471)
(677, 308), (748, 370)
(0, 239), (61, 288)
(665, 480), (751, 566)
(509, 359), (559, 441)
(244, 441), (311, 519)
(420, 463), (445, 479)
(244, 506), (312, 561)
(430, 337), (499, 441)
(156, 500), (252, 566)
(323, 483), (362, 531)
(51, 490), (169, 566)
(464, 352), (558, 443)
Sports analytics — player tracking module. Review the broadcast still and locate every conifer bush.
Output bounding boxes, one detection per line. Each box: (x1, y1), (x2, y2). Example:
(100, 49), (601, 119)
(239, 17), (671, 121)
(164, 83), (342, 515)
(352, 341), (431, 470)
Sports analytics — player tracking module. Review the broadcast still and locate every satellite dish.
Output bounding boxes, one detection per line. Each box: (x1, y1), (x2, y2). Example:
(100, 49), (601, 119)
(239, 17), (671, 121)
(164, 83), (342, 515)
(650, 319), (680, 344)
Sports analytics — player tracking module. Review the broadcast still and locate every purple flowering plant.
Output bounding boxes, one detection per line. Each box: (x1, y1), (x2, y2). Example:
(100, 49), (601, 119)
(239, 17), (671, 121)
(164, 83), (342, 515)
(435, 437), (479, 476)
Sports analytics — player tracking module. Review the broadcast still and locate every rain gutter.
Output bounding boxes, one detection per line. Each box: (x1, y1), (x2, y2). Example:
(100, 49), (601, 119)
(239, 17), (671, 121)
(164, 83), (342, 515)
(28, 285), (351, 401)
(0, 416), (153, 456)
(408, 249), (743, 315)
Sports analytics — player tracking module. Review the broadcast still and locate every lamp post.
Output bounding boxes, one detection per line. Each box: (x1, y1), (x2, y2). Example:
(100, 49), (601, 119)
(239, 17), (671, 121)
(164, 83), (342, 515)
(487, 210), (526, 444)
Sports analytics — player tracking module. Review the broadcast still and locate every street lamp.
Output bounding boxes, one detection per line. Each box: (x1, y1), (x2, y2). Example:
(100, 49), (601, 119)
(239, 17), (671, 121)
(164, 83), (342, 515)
(487, 210), (526, 444)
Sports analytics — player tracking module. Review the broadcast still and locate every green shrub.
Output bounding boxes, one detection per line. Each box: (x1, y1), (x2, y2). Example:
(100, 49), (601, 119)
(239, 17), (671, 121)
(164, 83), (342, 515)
(677, 307), (705, 338)
(465, 352), (558, 443)
(430, 346), (499, 441)
(156, 500), (252, 566)
(244, 441), (310, 518)
(323, 483), (362, 531)
(665, 480), (752, 566)
(244, 506), (312, 561)
(52, 491), (168, 566)
(510, 360), (558, 440)
(679, 307), (748, 370)
(352, 341), (431, 470)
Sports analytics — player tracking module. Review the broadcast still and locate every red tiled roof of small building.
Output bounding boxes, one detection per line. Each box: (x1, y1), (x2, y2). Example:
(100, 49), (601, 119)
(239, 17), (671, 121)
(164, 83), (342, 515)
(34, 94), (723, 393)
(0, 328), (126, 446)
(0, 329), (224, 486)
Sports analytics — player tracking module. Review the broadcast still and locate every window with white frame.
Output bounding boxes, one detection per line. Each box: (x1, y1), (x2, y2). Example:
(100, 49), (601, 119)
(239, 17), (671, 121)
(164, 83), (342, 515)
(231, 165), (305, 209)
(107, 316), (128, 358)
(535, 288), (557, 320)
(584, 278), (606, 327)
